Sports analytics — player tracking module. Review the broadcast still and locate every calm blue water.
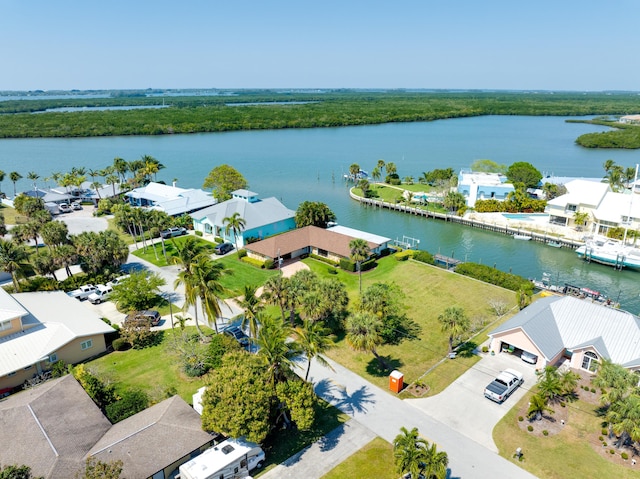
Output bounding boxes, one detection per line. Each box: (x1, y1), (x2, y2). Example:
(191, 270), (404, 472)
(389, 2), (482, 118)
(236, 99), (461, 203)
(1, 116), (639, 311)
(502, 213), (550, 221)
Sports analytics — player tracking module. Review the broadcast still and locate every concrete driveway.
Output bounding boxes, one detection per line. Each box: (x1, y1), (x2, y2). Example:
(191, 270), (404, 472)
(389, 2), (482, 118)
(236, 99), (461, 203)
(406, 351), (538, 452)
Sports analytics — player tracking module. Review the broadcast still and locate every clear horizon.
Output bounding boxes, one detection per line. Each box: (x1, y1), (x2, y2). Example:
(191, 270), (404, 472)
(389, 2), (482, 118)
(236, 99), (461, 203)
(3, 0), (640, 92)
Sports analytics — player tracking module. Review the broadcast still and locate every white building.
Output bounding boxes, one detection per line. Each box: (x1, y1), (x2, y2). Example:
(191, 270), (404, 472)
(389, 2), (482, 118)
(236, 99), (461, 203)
(457, 170), (515, 207)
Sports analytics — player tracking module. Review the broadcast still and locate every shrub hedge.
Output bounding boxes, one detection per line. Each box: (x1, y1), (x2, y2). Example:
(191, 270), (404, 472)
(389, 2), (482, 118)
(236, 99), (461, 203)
(454, 262), (533, 293)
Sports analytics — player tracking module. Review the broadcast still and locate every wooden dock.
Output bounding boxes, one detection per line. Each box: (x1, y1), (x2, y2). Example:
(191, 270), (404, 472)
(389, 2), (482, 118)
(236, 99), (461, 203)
(350, 190), (583, 249)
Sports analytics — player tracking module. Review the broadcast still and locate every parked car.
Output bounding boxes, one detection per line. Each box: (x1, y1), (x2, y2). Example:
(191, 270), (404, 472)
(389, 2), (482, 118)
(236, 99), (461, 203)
(520, 350), (538, 364)
(223, 325), (250, 348)
(87, 284), (113, 304)
(106, 274), (130, 288)
(67, 284), (97, 301)
(71, 202), (82, 210)
(58, 203), (71, 213)
(125, 310), (162, 327)
(214, 242), (234, 255)
(484, 368), (524, 403)
(160, 227), (188, 239)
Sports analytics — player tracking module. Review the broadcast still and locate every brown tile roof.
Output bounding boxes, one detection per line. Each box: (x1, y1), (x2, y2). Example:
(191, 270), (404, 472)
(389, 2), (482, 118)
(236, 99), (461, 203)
(246, 225), (379, 259)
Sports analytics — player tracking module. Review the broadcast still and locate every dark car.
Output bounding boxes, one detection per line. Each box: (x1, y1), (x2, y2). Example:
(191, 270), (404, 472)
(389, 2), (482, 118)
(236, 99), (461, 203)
(160, 227), (187, 239)
(214, 242), (234, 255)
(223, 325), (250, 348)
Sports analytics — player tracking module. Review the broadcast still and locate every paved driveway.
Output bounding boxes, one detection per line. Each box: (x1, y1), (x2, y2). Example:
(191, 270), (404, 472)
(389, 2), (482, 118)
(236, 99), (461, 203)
(406, 352), (538, 452)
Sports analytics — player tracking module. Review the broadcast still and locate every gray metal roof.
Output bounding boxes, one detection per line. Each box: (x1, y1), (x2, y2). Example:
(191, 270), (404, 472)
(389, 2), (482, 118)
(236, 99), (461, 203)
(490, 296), (640, 366)
(191, 195), (295, 231)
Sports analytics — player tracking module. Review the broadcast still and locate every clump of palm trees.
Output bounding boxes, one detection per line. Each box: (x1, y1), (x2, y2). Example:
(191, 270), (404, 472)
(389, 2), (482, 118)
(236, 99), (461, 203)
(602, 159), (638, 192)
(393, 426), (448, 479)
(527, 366), (579, 421)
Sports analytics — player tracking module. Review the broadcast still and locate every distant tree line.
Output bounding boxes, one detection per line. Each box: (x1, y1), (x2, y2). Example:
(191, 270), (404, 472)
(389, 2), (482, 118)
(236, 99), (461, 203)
(2, 91), (640, 142)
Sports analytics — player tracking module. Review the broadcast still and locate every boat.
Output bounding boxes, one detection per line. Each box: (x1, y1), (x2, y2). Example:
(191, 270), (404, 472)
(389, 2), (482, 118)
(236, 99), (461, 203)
(546, 241), (562, 248)
(576, 237), (640, 271)
(513, 234), (532, 240)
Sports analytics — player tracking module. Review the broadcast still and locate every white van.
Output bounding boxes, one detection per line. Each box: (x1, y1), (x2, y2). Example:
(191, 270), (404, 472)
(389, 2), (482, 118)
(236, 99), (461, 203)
(178, 438), (265, 479)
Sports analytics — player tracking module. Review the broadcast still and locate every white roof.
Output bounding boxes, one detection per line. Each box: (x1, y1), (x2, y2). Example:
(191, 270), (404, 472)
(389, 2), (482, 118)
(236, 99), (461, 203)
(126, 182), (188, 202)
(593, 191), (640, 223)
(547, 179), (610, 209)
(0, 290), (114, 376)
(326, 225), (391, 246)
(459, 171), (508, 186)
(150, 189), (217, 216)
(0, 289), (29, 324)
(192, 195), (295, 231)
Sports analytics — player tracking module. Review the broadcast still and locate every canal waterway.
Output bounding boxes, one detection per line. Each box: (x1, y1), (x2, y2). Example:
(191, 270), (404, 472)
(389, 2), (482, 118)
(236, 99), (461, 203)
(1, 115), (639, 311)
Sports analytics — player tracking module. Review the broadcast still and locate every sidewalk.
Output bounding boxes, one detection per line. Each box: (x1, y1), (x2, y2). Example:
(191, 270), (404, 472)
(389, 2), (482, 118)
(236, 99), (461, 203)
(303, 358), (538, 479)
(260, 421), (376, 479)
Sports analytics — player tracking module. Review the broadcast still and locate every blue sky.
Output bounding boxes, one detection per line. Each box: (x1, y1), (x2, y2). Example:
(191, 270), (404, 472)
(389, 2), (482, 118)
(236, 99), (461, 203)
(2, 0), (639, 91)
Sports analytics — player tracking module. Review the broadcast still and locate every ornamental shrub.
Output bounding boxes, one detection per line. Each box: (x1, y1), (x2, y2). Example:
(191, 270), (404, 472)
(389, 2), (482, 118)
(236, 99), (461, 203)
(621, 452), (629, 460)
(195, 230), (203, 237)
(264, 259), (274, 270)
(527, 425), (533, 432)
(454, 262), (533, 293)
(237, 249), (248, 258)
(518, 416), (524, 422)
(412, 250), (435, 265)
(112, 338), (129, 351)
(542, 430), (549, 436)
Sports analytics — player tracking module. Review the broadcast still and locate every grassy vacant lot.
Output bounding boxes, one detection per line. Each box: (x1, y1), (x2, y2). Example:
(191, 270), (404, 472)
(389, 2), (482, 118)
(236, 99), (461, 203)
(215, 255), (279, 298)
(320, 437), (396, 479)
(493, 393), (637, 479)
(130, 235), (216, 267)
(0, 204), (21, 224)
(304, 256), (517, 391)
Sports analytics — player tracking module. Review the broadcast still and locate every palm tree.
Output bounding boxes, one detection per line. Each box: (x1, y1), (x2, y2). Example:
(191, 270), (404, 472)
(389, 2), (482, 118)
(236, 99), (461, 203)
(254, 315), (300, 386)
(437, 306), (470, 355)
(348, 163), (360, 181)
(386, 161), (397, 176)
(91, 181), (102, 200)
(349, 238), (370, 295)
(0, 170), (5, 196)
(527, 392), (555, 421)
(537, 366), (563, 402)
(295, 319), (335, 381)
(9, 171), (22, 197)
(27, 171), (39, 190)
(371, 166), (381, 182)
(105, 173), (119, 197)
(52, 243), (77, 278)
(196, 258), (229, 334)
(421, 441), (449, 479)
(345, 311), (386, 369)
(376, 159), (386, 176)
(263, 275), (290, 322)
(393, 427), (428, 479)
(222, 212), (246, 253)
(239, 284), (264, 343)
(603, 159), (616, 174)
(0, 238), (29, 291)
(605, 394), (640, 448)
(113, 157), (128, 183)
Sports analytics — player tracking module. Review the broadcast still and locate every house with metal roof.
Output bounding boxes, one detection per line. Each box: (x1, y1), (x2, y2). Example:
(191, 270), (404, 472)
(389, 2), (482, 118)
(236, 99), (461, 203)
(125, 181), (217, 216)
(488, 295), (640, 373)
(190, 189), (296, 247)
(0, 374), (216, 479)
(0, 289), (114, 392)
(245, 225), (391, 265)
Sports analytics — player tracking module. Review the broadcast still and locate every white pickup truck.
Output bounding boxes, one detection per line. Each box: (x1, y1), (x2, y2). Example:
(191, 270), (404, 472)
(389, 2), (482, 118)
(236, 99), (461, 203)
(484, 368), (524, 403)
(67, 284), (97, 301)
(87, 284), (113, 304)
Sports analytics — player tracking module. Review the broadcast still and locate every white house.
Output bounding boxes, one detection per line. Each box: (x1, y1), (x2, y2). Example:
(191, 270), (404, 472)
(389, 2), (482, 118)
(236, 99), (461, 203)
(125, 182), (217, 216)
(457, 169), (515, 207)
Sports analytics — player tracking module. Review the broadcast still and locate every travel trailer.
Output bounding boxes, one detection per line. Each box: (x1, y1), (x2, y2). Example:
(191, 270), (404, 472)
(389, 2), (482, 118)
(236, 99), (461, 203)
(178, 438), (265, 479)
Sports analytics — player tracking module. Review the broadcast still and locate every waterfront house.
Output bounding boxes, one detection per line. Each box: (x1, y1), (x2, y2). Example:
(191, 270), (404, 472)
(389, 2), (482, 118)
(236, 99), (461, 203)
(125, 181), (217, 217)
(457, 169), (515, 207)
(488, 295), (640, 374)
(0, 375), (215, 479)
(245, 224), (391, 264)
(0, 289), (114, 392)
(190, 189), (296, 247)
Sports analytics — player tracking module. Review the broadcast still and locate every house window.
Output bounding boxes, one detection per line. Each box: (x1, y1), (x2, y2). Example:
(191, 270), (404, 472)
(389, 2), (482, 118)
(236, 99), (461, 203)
(566, 204), (577, 212)
(49, 353), (58, 363)
(81, 340), (93, 351)
(581, 351), (598, 372)
(8, 371), (16, 377)
(318, 248), (328, 257)
(0, 320), (11, 331)
(24, 365), (33, 370)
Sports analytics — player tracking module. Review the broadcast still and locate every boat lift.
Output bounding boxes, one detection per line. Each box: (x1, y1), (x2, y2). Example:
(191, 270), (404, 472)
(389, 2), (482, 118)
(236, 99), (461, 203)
(393, 235), (420, 250)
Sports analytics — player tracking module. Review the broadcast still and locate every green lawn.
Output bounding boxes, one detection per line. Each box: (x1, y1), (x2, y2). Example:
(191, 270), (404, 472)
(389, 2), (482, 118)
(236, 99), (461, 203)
(0, 204), (21, 225)
(130, 235), (216, 267)
(320, 437), (396, 479)
(305, 256), (518, 391)
(493, 393), (638, 479)
(215, 255), (280, 299)
(86, 326), (211, 403)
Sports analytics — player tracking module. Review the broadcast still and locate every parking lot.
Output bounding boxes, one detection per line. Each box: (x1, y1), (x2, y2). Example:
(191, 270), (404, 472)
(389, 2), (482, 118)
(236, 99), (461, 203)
(406, 351), (538, 452)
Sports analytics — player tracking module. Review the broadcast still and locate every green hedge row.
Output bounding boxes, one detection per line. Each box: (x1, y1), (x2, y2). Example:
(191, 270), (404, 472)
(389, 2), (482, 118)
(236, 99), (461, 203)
(339, 257), (377, 272)
(454, 262), (533, 293)
(310, 253), (339, 266)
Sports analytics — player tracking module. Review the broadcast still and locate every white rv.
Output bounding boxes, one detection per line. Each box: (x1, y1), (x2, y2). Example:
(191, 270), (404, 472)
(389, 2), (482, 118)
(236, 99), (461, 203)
(178, 438), (265, 479)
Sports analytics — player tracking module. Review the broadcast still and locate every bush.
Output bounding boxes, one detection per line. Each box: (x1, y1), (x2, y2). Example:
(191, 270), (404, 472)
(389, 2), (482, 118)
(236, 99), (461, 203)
(621, 452), (629, 460)
(527, 425), (533, 432)
(237, 249), (247, 258)
(309, 253), (338, 266)
(455, 262), (533, 293)
(51, 359), (68, 378)
(394, 250), (413, 261)
(542, 430), (549, 436)
(327, 266), (338, 275)
(264, 259), (274, 270)
(241, 256), (265, 268)
(105, 389), (149, 423)
(590, 388), (596, 393)
(482, 346), (489, 353)
(602, 428), (608, 436)
(112, 338), (129, 351)
(598, 436), (603, 441)
(609, 449), (615, 455)
(412, 250), (435, 265)
(195, 230), (203, 237)
(602, 442), (607, 447)
(339, 258), (356, 272)
(518, 416), (524, 422)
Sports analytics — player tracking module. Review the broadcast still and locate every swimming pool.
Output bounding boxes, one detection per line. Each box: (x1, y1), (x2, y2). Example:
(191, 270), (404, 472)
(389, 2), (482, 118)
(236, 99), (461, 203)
(502, 213), (550, 222)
